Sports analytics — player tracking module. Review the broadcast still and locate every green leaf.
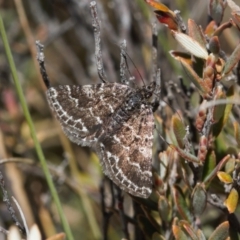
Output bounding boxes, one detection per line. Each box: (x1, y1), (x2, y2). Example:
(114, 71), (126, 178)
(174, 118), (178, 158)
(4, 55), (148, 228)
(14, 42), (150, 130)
(137, 214), (160, 237)
(171, 145), (200, 164)
(208, 221), (229, 240)
(191, 183), (207, 215)
(204, 155), (230, 186)
(180, 220), (199, 240)
(172, 114), (186, 148)
(212, 85), (234, 138)
(217, 171), (233, 184)
(208, 0), (226, 25)
(197, 229), (206, 240)
(173, 186), (193, 221)
(188, 19), (206, 50)
(172, 31), (208, 59)
(233, 122), (240, 147)
(225, 157), (236, 173)
(224, 188), (239, 213)
(202, 151), (216, 184)
(158, 196), (169, 222)
(212, 86), (226, 124)
(152, 232), (165, 240)
(223, 42), (240, 75)
(172, 224), (189, 240)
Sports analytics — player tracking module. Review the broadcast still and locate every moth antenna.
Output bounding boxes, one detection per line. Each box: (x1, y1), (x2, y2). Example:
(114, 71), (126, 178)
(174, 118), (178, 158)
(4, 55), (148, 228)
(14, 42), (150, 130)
(112, 41), (145, 86)
(159, 97), (184, 124)
(154, 76), (183, 123)
(121, 46), (134, 82)
(36, 41), (51, 89)
(151, 20), (158, 84)
(157, 130), (171, 146)
(121, 50), (147, 87)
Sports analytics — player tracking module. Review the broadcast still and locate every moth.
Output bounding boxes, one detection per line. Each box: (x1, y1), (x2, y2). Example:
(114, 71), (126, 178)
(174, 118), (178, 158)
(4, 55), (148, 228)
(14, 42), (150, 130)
(46, 81), (159, 198)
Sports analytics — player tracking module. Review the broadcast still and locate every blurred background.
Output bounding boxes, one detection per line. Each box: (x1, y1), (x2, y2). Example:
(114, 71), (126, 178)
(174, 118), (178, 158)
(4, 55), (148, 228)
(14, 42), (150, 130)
(0, 0), (240, 239)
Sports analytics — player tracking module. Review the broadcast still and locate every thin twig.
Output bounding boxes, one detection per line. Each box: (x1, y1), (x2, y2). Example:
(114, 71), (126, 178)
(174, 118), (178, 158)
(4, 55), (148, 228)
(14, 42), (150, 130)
(35, 41), (51, 89)
(151, 69), (161, 112)
(202, 102), (213, 137)
(155, 69), (161, 98)
(120, 40), (128, 85)
(100, 178), (112, 240)
(199, 98), (240, 110)
(0, 171), (25, 235)
(174, 10), (186, 33)
(109, 180), (115, 210)
(208, 194), (227, 211)
(100, 179), (107, 239)
(90, 1), (107, 83)
(0, 226), (9, 235)
(12, 196), (29, 237)
(151, 20), (158, 84)
(151, 22), (162, 112)
(116, 187), (129, 240)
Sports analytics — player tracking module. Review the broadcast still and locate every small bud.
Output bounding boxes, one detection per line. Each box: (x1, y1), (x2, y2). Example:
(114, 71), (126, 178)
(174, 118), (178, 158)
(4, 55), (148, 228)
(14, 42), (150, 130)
(208, 36), (220, 55)
(195, 100), (207, 132)
(197, 136), (208, 163)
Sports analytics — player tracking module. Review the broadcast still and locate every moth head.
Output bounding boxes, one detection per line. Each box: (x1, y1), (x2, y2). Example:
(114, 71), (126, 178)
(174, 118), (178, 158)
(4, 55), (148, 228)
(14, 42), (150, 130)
(143, 81), (156, 99)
